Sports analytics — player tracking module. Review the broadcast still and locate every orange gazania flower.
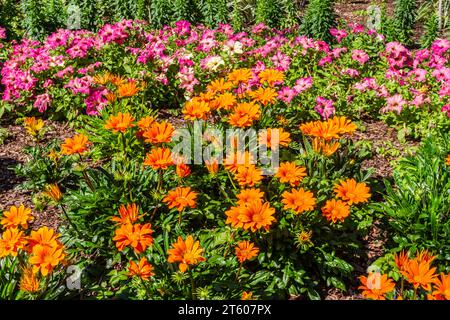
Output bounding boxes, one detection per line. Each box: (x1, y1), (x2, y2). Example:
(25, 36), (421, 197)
(93, 71), (114, 85)
(394, 250), (410, 272)
(27, 226), (59, 251)
(143, 147), (173, 170)
(312, 138), (340, 156)
(61, 134), (90, 155)
(105, 92), (117, 103)
(19, 266), (40, 293)
(228, 102), (261, 128)
(321, 199), (350, 223)
(224, 151), (255, 173)
(334, 179), (371, 205)
(275, 162), (307, 187)
(128, 258), (155, 280)
(227, 68), (253, 85)
(401, 258), (437, 291)
(117, 81), (140, 98)
(111, 203), (141, 225)
(163, 187), (197, 212)
(43, 184), (63, 203)
(414, 249), (435, 264)
(167, 235), (206, 272)
(248, 87), (278, 106)
(446, 155), (450, 166)
(0, 228), (25, 258)
(23, 117), (44, 137)
(105, 112), (135, 133)
(237, 200), (276, 232)
(29, 243), (65, 276)
(234, 165), (263, 187)
(241, 291), (254, 300)
(207, 78), (233, 94)
(213, 92), (237, 110)
(281, 188), (316, 214)
(143, 121), (174, 144)
(236, 188), (264, 206)
(300, 120), (340, 140)
(205, 158), (219, 174)
(258, 69), (285, 86)
(331, 116), (358, 135)
(1, 204), (33, 229)
(258, 128), (291, 148)
(235, 241), (259, 263)
(225, 205), (242, 229)
(113, 223), (154, 254)
(430, 273), (450, 300)
(183, 98), (210, 120)
(176, 163), (191, 178)
(358, 272), (396, 300)
(137, 115), (156, 131)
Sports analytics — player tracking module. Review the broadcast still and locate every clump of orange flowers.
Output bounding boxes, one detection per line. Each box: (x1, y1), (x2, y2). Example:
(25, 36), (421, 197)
(300, 116), (357, 156)
(225, 188), (276, 232)
(359, 250), (450, 300)
(320, 178), (371, 224)
(0, 204), (66, 280)
(167, 235), (206, 272)
(181, 68), (286, 129)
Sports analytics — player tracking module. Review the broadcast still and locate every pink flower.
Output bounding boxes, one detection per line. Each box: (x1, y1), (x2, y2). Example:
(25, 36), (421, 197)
(174, 21), (191, 36)
(293, 77), (312, 94)
(381, 94), (406, 114)
(315, 97), (335, 119)
(85, 88), (107, 116)
(431, 39), (450, 56)
(330, 28), (347, 43)
(278, 87), (296, 103)
(343, 68), (359, 77)
(270, 51), (291, 71)
(352, 49), (369, 64)
(441, 104), (450, 117)
(0, 27), (6, 39)
(33, 93), (51, 112)
(410, 68), (427, 82)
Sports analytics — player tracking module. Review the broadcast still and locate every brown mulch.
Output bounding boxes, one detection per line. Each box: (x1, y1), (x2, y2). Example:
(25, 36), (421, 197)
(351, 120), (419, 178)
(0, 120), (74, 231)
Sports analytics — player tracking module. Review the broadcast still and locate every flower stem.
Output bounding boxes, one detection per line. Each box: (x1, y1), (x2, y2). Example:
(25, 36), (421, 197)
(189, 268), (196, 300)
(60, 204), (82, 237)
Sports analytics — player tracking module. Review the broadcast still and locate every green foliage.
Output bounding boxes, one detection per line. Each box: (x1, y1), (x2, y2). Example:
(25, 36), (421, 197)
(150, 0), (173, 28)
(231, 0), (244, 31)
(0, 127), (9, 145)
(420, 13), (439, 48)
(301, 0), (336, 42)
(375, 133), (450, 266)
(255, 0), (278, 28)
(393, 0), (417, 44)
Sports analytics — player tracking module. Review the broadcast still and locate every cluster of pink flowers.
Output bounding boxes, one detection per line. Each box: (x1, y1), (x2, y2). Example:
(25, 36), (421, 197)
(0, 20), (448, 121)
